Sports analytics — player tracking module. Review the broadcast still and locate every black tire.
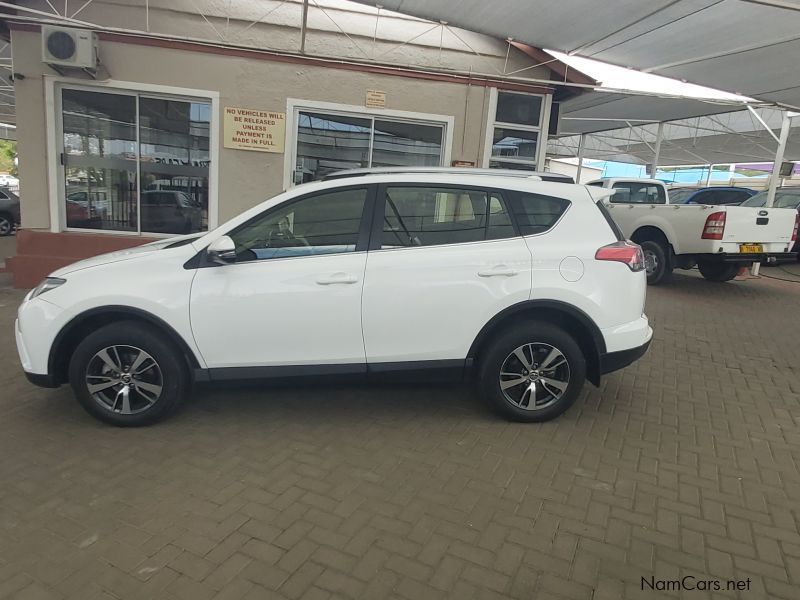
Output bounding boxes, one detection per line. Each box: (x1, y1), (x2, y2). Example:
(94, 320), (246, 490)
(68, 321), (188, 426)
(479, 322), (586, 423)
(698, 261), (739, 282)
(640, 240), (672, 285)
(0, 212), (12, 236)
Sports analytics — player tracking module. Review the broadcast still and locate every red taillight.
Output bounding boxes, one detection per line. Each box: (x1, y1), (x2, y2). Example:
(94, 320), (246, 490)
(702, 211), (726, 240)
(595, 240), (645, 272)
(792, 213), (799, 242)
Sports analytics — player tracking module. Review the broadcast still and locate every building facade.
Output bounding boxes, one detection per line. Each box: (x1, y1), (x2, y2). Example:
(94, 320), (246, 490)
(7, 0), (590, 287)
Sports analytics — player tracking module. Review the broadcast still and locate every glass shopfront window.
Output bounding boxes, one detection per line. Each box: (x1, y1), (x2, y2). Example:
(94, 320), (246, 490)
(293, 110), (445, 184)
(61, 87), (211, 234)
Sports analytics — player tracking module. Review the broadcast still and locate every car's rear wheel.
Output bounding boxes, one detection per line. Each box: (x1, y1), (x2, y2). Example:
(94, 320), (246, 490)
(69, 321), (188, 426)
(479, 322), (586, 422)
(640, 240), (672, 285)
(0, 212), (13, 236)
(698, 260), (739, 282)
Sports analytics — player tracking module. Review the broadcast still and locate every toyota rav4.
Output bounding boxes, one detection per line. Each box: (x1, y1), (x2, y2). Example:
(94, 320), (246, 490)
(16, 168), (652, 426)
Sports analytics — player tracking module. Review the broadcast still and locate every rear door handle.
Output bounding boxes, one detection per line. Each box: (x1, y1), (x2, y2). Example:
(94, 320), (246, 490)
(316, 272), (359, 285)
(478, 266), (519, 277)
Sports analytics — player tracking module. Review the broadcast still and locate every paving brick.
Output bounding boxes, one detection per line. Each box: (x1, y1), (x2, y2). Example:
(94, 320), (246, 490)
(2, 272), (800, 598)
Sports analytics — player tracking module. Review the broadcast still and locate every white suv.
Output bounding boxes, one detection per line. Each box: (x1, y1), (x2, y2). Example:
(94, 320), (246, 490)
(16, 169), (652, 426)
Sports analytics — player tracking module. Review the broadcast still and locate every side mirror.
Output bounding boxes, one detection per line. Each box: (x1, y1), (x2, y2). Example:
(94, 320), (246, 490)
(207, 235), (236, 264)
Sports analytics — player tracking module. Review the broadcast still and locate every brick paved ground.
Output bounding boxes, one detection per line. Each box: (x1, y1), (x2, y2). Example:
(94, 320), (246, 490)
(1, 268), (799, 600)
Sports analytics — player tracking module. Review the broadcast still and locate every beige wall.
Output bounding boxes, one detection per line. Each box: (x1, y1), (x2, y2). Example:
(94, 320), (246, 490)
(13, 27), (551, 228)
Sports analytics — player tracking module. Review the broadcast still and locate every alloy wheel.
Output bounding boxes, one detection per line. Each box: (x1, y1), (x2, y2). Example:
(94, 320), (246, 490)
(0, 217), (11, 236)
(498, 342), (571, 410)
(643, 248), (658, 275)
(85, 345), (163, 415)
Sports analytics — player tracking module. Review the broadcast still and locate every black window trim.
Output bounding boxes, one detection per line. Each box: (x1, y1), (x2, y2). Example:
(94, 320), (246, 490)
(368, 182), (519, 251)
(191, 183), (377, 269)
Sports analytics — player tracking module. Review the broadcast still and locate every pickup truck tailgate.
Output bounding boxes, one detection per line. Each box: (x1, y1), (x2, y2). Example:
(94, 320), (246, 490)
(722, 206), (796, 245)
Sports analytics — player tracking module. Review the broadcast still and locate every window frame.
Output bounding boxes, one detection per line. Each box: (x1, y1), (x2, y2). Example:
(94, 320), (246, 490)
(482, 88), (552, 172)
(199, 184), (377, 268)
(368, 182), (520, 252)
(284, 99), (455, 189)
(47, 78), (219, 236)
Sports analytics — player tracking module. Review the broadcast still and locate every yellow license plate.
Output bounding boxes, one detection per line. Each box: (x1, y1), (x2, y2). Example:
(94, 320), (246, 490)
(739, 244), (763, 253)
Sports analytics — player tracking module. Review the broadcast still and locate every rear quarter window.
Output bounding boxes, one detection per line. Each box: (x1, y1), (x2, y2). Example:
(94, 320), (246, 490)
(508, 192), (570, 235)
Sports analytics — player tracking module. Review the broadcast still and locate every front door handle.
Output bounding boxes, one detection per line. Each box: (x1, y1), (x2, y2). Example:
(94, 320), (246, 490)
(478, 265), (519, 277)
(316, 272), (359, 285)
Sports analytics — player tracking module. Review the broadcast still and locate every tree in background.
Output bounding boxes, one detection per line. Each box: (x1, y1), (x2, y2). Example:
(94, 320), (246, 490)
(0, 140), (16, 176)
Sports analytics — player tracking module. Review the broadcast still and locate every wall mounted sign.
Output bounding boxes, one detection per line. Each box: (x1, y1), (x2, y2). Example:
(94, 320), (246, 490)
(223, 107), (286, 153)
(452, 160), (476, 167)
(365, 90), (386, 108)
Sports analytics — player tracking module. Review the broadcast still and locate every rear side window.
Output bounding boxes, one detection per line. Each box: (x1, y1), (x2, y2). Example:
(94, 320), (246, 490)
(508, 193), (570, 236)
(610, 182), (666, 204)
(381, 187), (514, 248)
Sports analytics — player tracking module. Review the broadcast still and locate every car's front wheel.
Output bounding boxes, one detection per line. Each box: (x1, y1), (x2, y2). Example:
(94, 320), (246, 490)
(69, 321), (188, 426)
(479, 322), (586, 422)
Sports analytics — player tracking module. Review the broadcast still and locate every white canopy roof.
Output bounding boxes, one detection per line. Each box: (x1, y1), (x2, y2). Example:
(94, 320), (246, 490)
(358, 0), (800, 110)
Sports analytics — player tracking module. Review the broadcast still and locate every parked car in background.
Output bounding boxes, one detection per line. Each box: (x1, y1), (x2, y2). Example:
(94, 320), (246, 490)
(0, 187), (20, 236)
(587, 178), (798, 284)
(0, 174), (19, 189)
(668, 186), (756, 206)
(135, 191), (203, 234)
(17, 168), (652, 426)
(740, 187), (800, 210)
(741, 188), (800, 258)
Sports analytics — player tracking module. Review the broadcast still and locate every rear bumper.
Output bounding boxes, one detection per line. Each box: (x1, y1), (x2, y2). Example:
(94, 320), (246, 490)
(601, 339), (651, 374)
(697, 252), (796, 263)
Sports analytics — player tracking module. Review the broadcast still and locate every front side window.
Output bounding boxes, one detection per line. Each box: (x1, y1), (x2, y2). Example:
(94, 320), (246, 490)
(62, 88), (211, 235)
(509, 193), (570, 236)
(381, 187), (514, 248)
(610, 182), (666, 204)
(230, 188), (367, 262)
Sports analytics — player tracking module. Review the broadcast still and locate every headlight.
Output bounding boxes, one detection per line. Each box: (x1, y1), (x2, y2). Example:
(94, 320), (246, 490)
(31, 277), (66, 299)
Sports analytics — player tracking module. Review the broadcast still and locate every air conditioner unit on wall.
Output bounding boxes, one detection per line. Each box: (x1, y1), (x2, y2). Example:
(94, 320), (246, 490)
(42, 26), (98, 71)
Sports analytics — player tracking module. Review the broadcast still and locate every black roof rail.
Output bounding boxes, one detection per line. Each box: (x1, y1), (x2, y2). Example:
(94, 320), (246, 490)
(322, 166), (575, 184)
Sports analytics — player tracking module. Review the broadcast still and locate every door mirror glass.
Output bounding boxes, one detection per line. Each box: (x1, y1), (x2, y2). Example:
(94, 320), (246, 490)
(207, 235), (236, 264)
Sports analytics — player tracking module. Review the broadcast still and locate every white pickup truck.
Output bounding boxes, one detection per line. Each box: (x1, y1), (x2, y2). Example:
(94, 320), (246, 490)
(587, 178), (798, 284)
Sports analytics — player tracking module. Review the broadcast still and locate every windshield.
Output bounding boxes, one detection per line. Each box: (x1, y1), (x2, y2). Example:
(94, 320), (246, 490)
(741, 190), (800, 209)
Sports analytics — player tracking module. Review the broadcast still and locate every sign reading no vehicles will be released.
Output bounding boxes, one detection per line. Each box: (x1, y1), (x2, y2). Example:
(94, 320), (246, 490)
(223, 107), (286, 153)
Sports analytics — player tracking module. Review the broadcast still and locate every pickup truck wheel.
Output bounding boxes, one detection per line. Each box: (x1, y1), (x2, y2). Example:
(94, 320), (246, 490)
(640, 240), (672, 285)
(479, 322), (585, 423)
(698, 261), (739, 282)
(69, 321), (188, 426)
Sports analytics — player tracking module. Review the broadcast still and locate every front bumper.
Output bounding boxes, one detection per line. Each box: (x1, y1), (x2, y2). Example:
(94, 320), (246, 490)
(600, 339), (651, 374)
(24, 371), (59, 388)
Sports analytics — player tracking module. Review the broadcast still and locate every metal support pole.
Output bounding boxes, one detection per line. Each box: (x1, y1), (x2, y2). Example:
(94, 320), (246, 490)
(766, 112), (792, 208)
(649, 122), (663, 178)
(575, 134), (586, 183)
(299, 0), (310, 54)
(705, 164), (713, 186)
